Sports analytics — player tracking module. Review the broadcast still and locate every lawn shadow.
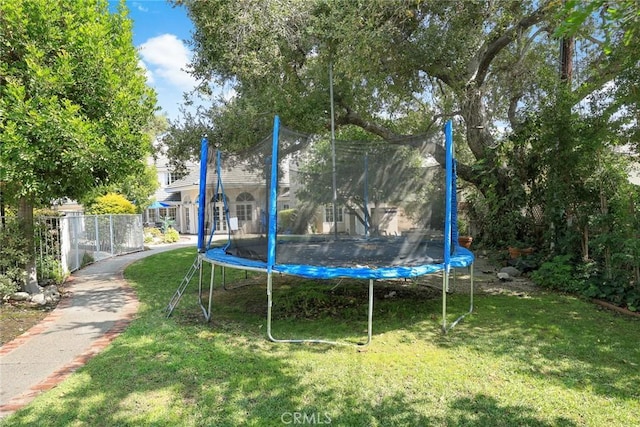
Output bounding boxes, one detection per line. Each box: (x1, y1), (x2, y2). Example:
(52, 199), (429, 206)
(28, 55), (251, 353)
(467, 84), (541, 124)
(4, 323), (308, 426)
(190, 274), (640, 406)
(432, 294), (640, 403)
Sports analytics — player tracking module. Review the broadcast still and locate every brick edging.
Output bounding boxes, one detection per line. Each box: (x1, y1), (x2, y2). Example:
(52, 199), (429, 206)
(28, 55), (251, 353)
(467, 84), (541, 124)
(0, 268), (140, 418)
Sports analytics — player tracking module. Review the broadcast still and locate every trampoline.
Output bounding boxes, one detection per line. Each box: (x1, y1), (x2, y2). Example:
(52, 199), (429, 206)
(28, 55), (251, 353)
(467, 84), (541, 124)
(167, 116), (474, 345)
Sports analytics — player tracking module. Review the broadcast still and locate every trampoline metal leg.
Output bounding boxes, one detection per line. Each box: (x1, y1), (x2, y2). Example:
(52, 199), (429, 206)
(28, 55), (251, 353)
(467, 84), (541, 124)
(197, 259), (204, 317)
(207, 263), (215, 321)
(442, 269), (448, 332)
(198, 261), (215, 322)
(364, 278), (373, 345)
(442, 263), (474, 334)
(266, 275), (374, 346)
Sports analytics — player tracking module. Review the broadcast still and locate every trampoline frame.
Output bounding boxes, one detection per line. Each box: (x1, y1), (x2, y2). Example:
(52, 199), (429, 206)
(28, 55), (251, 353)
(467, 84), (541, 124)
(167, 116), (474, 344)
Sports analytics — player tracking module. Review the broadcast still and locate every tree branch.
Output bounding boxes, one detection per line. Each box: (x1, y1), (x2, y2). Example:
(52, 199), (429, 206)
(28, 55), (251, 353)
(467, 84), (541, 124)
(470, 1), (554, 87)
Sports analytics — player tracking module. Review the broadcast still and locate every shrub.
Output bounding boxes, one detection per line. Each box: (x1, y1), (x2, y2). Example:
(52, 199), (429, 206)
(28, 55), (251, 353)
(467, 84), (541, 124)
(144, 227), (162, 243)
(145, 227), (162, 237)
(81, 251), (94, 268)
(159, 217), (175, 234)
(531, 255), (585, 293)
(0, 218), (30, 294)
(163, 228), (180, 243)
(86, 193), (136, 215)
(37, 255), (67, 285)
(0, 275), (19, 299)
(278, 209), (297, 233)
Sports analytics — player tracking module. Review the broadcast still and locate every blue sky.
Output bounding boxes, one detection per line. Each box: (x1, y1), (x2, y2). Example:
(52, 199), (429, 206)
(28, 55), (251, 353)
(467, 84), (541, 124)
(109, 1), (200, 121)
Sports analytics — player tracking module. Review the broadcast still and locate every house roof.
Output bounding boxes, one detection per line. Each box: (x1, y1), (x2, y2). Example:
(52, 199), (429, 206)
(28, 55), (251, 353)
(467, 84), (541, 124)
(165, 169), (200, 191)
(165, 161), (267, 192)
(153, 187), (182, 203)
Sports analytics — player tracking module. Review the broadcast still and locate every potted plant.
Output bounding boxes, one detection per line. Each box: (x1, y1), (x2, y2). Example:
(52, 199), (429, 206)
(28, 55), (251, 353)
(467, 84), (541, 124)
(457, 218), (473, 249)
(508, 244), (535, 259)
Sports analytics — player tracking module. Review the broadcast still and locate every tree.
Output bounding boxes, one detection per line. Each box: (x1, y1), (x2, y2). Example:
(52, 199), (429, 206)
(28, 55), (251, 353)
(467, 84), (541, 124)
(80, 114), (170, 212)
(168, 0), (634, 240)
(0, 0), (156, 292)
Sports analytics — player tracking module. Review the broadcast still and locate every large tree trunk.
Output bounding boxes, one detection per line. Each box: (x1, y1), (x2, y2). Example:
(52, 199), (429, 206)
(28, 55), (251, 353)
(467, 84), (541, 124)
(18, 197), (41, 294)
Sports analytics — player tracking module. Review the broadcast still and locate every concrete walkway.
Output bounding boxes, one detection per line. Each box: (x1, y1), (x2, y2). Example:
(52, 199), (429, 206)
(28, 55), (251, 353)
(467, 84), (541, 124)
(0, 237), (197, 418)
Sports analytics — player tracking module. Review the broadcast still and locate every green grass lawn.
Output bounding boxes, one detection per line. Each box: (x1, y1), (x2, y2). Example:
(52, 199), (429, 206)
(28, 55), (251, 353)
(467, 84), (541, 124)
(2, 247), (639, 426)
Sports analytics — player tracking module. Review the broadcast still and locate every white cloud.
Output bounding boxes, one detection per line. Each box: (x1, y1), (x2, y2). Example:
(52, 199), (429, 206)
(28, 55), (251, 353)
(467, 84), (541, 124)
(132, 2), (149, 12)
(138, 34), (197, 90)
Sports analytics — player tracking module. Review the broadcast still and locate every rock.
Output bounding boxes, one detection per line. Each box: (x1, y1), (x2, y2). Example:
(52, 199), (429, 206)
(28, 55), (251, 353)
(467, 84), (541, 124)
(43, 285), (61, 304)
(10, 292), (31, 301)
(31, 292), (46, 306)
(497, 272), (513, 282)
(500, 266), (522, 277)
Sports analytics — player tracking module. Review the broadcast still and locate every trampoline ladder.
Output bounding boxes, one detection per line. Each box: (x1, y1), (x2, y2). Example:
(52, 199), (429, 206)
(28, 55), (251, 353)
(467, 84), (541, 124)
(166, 256), (201, 318)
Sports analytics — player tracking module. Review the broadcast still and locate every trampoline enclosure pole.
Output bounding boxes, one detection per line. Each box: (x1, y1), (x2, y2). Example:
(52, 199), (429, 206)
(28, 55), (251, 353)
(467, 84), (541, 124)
(197, 136), (208, 252)
(329, 62), (338, 239)
(443, 120), (454, 331)
(267, 116), (280, 271)
(364, 154), (369, 237)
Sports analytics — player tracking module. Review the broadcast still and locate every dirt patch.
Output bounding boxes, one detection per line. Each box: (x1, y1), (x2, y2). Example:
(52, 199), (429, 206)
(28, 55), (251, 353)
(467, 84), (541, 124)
(408, 254), (541, 296)
(0, 302), (55, 346)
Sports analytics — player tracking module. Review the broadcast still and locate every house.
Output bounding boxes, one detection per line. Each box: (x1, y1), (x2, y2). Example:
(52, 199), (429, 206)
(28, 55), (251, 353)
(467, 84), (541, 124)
(143, 153), (196, 231)
(161, 158), (274, 235)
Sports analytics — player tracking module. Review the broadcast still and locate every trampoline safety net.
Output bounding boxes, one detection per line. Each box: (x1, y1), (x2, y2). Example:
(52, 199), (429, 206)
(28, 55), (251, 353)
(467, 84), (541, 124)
(198, 116), (472, 280)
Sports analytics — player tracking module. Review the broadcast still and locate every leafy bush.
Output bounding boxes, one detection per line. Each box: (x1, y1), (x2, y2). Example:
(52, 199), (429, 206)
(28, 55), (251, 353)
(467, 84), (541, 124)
(81, 251), (94, 268)
(145, 227), (162, 237)
(144, 227), (162, 243)
(163, 228), (180, 243)
(159, 216), (175, 234)
(278, 209), (297, 233)
(0, 218), (30, 295)
(531, 255), (585, 293)
(86, 193), (136, 214)
(36, 255), (66, 285)
(0, 275), (19, 299)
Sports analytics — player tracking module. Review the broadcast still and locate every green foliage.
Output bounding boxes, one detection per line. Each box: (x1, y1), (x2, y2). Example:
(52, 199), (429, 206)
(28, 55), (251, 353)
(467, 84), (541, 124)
(0, 0), (156, 206)
(80, 164), (160, 214)
(36, 255), (66, 285)
(162, 228), (180, 243)
(0, 219), (30, 295)
(159, 216), (175, 234)
(277, 209), (298, 233)
(86, 193), (136, 215)
(143, 227), (162, 243)
(531, 255), (584, 293)
(81, 251), (94, 268)
(0, 276), (18, 299)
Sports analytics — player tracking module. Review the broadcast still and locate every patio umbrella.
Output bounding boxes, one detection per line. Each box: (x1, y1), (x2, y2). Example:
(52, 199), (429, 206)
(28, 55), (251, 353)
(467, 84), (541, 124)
(148, 201), (170, 209)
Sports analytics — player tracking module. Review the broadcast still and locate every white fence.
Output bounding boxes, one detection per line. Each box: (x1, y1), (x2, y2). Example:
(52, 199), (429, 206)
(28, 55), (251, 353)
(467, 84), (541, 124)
(1, 215), (144, 284)
(43, 214), (144, 275)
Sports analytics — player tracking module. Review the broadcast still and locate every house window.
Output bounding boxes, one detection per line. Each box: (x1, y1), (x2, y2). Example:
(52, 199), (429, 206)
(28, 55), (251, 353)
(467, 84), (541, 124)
(324, 204), (343, 223)
(165, 171), (187, 186)
(236, 192), (254, 221)
(210, 194), (229, 232)
(212, 205), (227, 231)
(159, 207), (176, 220)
